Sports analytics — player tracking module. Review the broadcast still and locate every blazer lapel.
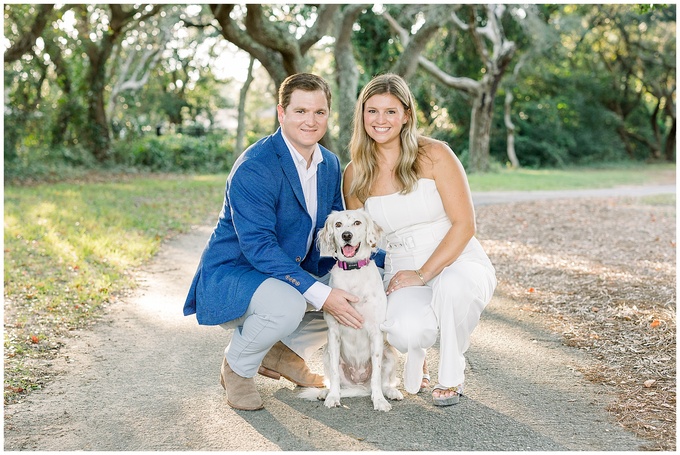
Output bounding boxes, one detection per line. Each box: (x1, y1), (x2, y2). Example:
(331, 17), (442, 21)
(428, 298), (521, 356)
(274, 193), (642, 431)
(315, 155), (330, 230)
(273, 129), (308, 211)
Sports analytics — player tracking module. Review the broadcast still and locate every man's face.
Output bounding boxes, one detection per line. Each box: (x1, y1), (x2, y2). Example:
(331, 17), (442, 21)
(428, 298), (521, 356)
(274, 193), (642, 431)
(277, 89), (329, 155)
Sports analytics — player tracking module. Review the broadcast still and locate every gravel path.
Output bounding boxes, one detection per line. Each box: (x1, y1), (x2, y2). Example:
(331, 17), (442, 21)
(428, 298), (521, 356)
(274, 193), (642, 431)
(4, 185), (674, 451)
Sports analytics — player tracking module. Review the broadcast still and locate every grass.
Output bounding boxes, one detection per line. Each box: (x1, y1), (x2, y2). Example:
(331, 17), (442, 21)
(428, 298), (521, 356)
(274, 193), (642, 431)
(2, 164), (675, 403)
(4, 173), (228, 403)
(467, 163), (675, 191)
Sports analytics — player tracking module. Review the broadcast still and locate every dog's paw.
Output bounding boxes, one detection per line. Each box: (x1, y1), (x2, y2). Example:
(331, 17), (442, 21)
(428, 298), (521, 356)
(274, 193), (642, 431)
(372, 396), (392, 412)
(324, 394), (341, 408)
(384, 387), (404, 401)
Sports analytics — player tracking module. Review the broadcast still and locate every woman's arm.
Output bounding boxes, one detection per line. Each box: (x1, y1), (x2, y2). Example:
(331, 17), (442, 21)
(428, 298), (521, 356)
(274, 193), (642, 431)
(386, 140), (476, 293)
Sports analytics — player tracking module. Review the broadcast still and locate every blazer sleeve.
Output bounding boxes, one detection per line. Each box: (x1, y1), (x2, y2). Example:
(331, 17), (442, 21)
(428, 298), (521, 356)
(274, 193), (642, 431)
(228, 158), (318, 294)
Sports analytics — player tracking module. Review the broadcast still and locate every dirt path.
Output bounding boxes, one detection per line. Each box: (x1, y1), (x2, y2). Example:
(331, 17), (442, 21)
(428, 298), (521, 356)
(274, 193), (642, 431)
(4, 185), (673, 451)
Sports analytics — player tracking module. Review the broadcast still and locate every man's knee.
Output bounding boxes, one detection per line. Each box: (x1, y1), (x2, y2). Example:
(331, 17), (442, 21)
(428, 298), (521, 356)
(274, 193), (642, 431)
(251, 279), (308, 335)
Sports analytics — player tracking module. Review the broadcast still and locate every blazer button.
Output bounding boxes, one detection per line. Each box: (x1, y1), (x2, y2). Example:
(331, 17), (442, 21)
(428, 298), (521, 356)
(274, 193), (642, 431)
(295, 256), (302, 262)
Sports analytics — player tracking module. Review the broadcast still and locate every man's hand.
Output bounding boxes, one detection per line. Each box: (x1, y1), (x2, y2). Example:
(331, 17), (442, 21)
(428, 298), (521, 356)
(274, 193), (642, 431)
(322, 289), (363, 329)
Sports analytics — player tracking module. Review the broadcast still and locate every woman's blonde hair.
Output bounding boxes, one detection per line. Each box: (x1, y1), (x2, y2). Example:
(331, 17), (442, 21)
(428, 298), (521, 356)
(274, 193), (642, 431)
(349, 73), (420, 202)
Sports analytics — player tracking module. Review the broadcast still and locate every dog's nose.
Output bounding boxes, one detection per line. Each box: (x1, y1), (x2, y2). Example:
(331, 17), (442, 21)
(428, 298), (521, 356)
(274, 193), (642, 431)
(342, 231), (352, 242)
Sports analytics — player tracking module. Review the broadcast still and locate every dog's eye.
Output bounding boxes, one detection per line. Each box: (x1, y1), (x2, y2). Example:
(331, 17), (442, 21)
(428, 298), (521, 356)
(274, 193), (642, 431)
(335, 222), (342, 228)
(353, 220), (362, 226)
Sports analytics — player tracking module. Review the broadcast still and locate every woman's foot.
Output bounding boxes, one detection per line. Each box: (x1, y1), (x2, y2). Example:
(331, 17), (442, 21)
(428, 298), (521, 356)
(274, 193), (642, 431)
(418, 359), (430, 392)
(432, 384), (463, 406)
(419, 374), (430, 393)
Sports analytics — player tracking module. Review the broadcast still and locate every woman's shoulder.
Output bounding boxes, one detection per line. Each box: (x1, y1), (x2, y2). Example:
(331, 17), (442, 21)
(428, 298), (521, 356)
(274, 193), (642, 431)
(343, 160), (356, 179)
(417, 137), (457, 176)
(342, 161), (365, 209)
(418, 136), (454, 157)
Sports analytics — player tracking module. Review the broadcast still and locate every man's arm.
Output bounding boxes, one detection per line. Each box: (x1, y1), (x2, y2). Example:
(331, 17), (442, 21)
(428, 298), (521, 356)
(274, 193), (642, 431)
(229, 160), (318, 293)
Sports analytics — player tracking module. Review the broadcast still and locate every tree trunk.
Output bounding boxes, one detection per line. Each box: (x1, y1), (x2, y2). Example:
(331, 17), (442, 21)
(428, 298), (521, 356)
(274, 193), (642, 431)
(469, 82), (494, 173)
(663, 118), (675, 162)
(76, 5), (162, 162)
(84, 38), (116, 161)
(235, 56), (256, 162)
(504, 91), (520, 168)
(334, 4), (366, 163)
(43, 35), (74, 147)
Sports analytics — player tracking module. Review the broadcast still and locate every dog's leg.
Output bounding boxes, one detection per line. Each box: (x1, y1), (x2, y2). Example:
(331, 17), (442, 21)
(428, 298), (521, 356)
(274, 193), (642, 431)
(324, 317), (343, 408)
(368, 326), (391, 411)
(382, 344), (404, 401)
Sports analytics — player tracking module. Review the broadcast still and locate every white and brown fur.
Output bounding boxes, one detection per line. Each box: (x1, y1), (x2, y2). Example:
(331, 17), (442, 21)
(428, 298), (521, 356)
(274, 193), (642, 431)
(300, 209), (403, 411)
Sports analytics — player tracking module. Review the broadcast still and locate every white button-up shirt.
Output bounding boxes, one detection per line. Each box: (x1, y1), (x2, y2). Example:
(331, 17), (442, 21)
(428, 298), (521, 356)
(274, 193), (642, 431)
(281, 133), (332, 309)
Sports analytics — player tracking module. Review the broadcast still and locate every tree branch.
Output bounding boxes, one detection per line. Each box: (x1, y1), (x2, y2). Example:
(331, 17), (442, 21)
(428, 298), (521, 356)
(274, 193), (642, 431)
(244, 5), (299, 60)
(4, 4), (56, 63)
(417, 56), (480, 95)
(300, 4), (340, 54)
(382, 8), (447, 79)
(210, 4), (289, 85)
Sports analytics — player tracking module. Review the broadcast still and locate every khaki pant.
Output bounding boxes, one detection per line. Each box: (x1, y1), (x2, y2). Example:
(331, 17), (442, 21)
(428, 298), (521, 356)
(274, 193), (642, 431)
(220, 274), (330, 378)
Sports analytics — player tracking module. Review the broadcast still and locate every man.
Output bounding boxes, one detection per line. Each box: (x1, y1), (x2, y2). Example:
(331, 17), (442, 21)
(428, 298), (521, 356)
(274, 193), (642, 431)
(184, 73), (364, 411)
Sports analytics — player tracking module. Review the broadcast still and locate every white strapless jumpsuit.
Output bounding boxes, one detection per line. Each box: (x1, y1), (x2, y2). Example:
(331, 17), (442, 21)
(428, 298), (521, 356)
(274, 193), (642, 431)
(364, 178), (497, 393)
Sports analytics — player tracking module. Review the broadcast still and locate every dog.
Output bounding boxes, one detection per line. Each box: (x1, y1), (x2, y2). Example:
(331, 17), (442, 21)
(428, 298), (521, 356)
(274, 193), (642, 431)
(301, 209), (403, 411)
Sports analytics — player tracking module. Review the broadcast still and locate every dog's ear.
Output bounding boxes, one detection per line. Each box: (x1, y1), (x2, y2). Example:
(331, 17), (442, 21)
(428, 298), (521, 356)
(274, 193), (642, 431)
(317, 212), (338, 258)
(363, 212), (383, 250)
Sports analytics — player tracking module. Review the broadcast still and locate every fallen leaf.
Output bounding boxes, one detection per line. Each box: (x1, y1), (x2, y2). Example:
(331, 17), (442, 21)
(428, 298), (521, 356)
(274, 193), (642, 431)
(650, 319), (661, 328)
(528, 287), (535, 293)
(30, 335), (39, 344)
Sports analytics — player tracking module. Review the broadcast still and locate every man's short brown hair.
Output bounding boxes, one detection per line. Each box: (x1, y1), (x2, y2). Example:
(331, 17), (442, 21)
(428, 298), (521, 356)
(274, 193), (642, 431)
(278, 73), (332, 110)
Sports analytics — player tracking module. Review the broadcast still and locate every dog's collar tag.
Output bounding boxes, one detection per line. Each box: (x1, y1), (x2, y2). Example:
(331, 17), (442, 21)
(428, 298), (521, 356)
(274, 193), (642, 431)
(336, 258), (371, 270)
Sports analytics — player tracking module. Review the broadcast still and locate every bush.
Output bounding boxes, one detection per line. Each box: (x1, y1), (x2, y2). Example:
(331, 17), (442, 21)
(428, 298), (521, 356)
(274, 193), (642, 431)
(111, 133), (234, 172)
(4, 133), (235, 184)
(4, 144), (99, 184)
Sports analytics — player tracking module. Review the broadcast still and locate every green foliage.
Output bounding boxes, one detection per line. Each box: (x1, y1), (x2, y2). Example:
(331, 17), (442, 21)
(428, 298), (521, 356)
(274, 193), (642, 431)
(352, 8), (401, 85)
(486, 4), (676, 168)
(4, 139), (99, 184)
(3, 3), (676, 175)
(5, 132), (233, 183)
(111, 133), (233, 172)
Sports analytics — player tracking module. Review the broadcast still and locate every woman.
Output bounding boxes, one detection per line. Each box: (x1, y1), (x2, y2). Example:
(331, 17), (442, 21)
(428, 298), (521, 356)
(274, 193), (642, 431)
(343, 74), (497, 406)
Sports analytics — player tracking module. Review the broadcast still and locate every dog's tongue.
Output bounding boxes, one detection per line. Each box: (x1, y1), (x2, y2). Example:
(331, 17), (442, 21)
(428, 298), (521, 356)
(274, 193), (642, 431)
(342, 244), (359, 258)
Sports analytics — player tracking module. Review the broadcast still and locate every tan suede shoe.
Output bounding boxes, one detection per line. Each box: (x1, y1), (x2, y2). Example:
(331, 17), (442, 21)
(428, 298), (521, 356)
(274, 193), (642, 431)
(220, 357), (264, 411)
(258, 341), (325, 388)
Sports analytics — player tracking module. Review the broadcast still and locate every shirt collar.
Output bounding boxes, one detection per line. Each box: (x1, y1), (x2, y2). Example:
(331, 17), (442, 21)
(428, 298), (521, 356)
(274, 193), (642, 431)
(281, 132), (323, 170)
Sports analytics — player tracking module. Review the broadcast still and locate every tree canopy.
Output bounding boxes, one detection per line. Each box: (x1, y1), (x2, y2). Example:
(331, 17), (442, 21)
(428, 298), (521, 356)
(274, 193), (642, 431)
(3, 4), (676, 176)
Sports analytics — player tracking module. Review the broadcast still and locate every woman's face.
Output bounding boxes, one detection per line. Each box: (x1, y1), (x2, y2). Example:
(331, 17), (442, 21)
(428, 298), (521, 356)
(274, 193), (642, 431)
(362, 93), (409, 147)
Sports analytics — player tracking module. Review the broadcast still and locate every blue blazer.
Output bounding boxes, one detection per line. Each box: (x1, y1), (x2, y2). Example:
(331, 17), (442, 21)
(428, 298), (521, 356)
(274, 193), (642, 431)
(183, 128), (344, 325)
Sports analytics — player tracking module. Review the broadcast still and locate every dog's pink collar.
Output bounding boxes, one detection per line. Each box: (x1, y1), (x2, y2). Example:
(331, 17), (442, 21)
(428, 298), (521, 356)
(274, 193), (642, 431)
(336, 258), (371, 270)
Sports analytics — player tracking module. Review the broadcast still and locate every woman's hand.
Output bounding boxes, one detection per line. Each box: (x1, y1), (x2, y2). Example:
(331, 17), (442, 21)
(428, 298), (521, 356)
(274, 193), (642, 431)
(386, 269), (428, 295)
